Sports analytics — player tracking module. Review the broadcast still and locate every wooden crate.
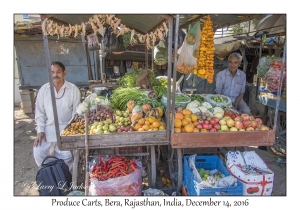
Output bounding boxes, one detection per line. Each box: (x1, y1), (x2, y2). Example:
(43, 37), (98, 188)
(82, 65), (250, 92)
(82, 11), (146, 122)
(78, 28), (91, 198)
(170, 130), (276, 148)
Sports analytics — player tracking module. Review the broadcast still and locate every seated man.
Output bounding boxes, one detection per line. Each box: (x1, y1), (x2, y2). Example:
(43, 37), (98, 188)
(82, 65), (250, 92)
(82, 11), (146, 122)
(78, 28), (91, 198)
(215, 52), (251, 115)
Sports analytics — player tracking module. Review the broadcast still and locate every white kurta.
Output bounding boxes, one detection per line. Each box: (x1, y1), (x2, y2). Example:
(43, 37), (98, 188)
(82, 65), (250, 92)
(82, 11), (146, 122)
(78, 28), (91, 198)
(33, 80), (81, 169)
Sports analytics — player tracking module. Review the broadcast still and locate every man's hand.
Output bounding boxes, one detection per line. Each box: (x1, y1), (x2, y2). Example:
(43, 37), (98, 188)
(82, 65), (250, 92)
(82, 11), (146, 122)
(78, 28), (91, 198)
(232, 102), (237, 109)
(34, 132), (47, 147)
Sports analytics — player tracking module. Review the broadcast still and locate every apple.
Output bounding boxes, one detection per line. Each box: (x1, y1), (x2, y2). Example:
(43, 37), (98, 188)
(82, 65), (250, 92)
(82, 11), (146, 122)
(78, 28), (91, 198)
(243, 119), (251, 128)
(234, 121), (244, 129)
(246, 127), (254, 131)
(212, 117), (220, 123)
(210, 128), (217, 132)
(209, 119), (217, 125)
(202, 123), (211, 130)
(249, 116), (256, 121)
(214, 124), (221, 130)
(239, 129), (245, 131)
(198, 119), (204, 124)
(204, 120), (209, 124)
(250, 120), (257, 129)
(219, 119), (227, 125)
(221, 124), (229, 131)
(261, 125), (270, 131)
(226, 118), (235, 128)
(234, 116), (243, 122)
(222, 116), (231, 121)
(241, 114), (250, 121)
(255, 118), (262, 124)
(230, 127), (238, 132)
(196, 124), (203, 129)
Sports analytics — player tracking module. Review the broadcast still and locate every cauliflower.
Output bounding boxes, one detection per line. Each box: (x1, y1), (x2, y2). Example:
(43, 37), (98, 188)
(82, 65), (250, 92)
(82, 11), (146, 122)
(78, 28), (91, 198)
(189, 107), (201, 114)
(186, 100), (201, 109)
(202, 102), (213, 109)
(213, 107), (224, 115)
(198, 106), (208, 113)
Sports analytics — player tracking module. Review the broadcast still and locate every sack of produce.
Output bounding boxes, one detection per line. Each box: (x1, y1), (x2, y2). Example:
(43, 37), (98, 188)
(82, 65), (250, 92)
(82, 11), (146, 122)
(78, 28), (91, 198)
(265, 66), (286, 93)
(89, 155), (142, 196)
(257, 56), (280, 78)
(136, 69), (152, 89)
(205, 94), (231, 107)
(161, 93), (191, 108)
(176, 24), (199, 74)
(154, 40), (168, 65)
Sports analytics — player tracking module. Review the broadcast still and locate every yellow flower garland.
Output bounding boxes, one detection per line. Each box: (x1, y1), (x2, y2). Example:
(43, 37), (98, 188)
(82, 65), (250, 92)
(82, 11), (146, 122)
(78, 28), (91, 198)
(195, 16), (215, 84)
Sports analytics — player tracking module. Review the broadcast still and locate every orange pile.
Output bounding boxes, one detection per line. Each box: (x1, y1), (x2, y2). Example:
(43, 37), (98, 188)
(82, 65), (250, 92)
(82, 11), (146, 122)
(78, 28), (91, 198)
(134, 116), (166, 132)
(195, 16), (215, 84)
(173, 109), (199, 133)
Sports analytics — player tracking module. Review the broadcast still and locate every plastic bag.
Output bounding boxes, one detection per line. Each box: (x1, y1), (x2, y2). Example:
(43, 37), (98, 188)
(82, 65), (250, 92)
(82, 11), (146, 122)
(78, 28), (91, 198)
(257, 56), (280, 78)
(89, 156), (143, 196)
(205, 94), (231, 107)
(132, 105), (142, 115)
(265, 66), (286, 92)
(192, 22), (201, 58)
(176, 24), (198, 74)
(154, 40), (168, 65)
(142, 188), (166, 196)
(87, 34), (100, 50)
(188, 154), (202, 183)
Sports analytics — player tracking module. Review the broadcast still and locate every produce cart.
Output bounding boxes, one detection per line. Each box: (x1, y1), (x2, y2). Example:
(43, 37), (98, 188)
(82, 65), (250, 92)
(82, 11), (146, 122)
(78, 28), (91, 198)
(39, 14), (175, 195)
(167, 15), (286, 193)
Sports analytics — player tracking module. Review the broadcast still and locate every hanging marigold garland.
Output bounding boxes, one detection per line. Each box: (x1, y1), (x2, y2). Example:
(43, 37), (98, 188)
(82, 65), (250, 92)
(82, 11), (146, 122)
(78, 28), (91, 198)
(194, 16), (215, 84)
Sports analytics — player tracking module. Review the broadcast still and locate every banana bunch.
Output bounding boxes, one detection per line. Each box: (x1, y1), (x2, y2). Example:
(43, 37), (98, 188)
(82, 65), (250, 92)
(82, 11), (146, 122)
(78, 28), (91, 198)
(145, 108), (159, 118)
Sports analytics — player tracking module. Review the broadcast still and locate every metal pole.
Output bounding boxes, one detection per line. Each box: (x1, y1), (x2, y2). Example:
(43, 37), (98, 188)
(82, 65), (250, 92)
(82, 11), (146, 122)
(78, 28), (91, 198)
(273, 42), (286, 132)
(255, 40), (263, 101)
(84, 109), (90, 195)
(42, 34), (62, 149)
(81, 34), (93, 80)
(172, 15), (179, 123)
(166, 17), (173, 142)
(145, 40), (148, 69)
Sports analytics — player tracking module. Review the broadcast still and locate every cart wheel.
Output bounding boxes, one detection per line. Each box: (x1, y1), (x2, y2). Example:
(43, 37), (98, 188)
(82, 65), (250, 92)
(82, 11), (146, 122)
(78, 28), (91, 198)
(150, 145), (156, 188)
(177, 148), (183, 193)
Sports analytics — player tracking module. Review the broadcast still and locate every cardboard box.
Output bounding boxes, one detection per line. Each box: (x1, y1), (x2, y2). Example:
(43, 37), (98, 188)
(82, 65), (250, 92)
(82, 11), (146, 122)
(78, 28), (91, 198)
(226, 151), (274, 196)
(20, 100), (32, 107)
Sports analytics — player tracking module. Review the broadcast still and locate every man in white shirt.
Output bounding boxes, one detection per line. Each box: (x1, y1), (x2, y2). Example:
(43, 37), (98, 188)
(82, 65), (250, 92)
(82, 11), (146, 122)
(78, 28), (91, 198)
(33, 61), (81, 171)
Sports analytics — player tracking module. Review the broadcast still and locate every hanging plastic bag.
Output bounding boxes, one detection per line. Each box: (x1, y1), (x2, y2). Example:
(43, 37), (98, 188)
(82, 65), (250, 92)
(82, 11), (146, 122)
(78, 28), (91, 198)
(192, 22), (201, 58)
(154, 40), (168, 65)
(87, 34), (100, 50)
(176, 41), (197, 74)
(265, 66), (286, 93)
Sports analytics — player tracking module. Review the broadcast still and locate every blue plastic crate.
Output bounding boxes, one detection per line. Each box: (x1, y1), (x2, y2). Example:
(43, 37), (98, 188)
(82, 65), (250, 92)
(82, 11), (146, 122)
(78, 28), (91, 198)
(183, 156), (243, 196)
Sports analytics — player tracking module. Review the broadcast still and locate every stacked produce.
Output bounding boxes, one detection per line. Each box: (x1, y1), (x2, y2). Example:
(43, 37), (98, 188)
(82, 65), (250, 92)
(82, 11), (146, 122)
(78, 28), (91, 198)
(197, 168), (224, 181)
(195, 16), (215, 83)
(172, 94), (270, 133)
(61, 122), (86, 135)
(266, 60), (286, 92)
(73, 105), (114, 124)
(257, 56), (280, 78)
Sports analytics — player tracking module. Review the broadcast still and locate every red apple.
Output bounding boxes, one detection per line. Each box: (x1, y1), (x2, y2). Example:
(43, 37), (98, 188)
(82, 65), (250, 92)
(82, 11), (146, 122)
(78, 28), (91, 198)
(212, 117), (220, 123)
(250, 120), (257, 129)
(204, 120), (209, 124)
(243, 119), (252, 128)
(246, 127), (254, 131)
(196, 124), (203, 129)
(210, 128), (217, 132)
(198, 119), (204, 124)
(209, 119), (217, 125)
(202, 123), (211, 130)
(234, 121), (244, 129)
(241, 114), (250, 121)
(234, 116), (243, 122)
(214, 124), (221, 130)
(249, 116), (255, 121)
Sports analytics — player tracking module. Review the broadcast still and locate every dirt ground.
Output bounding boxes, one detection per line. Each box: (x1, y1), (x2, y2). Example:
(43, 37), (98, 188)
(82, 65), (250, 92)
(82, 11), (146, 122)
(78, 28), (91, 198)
(14, 106), (286, 196)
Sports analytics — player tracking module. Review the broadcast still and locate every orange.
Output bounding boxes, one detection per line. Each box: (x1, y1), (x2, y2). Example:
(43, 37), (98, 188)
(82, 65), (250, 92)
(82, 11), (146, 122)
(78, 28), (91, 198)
(142, 124), (150, 131)
(184, 115), (192, 122)
(174, 119), (182, 128)
(174, 128), (181, 133)
(182, 118), (189, 126)
(159, 125), (166, 130)
(182, 109), (192, 116)
(191, 114), (198, 122)
(175, 113), (184, 120)
(184, 123), (194, 132)
(134, 123), (142, 131)
(149, 117), (156, 124)
(152, 121), (161, 128)
(153, 127), (159, 131)
(138, 128), (145, 132)
(149, 125), (154, 129)
(193, 128), (200, 132)
(144, 120), (150, 125)
(193, 121), (199, 126)
(138, 118), (145, 125)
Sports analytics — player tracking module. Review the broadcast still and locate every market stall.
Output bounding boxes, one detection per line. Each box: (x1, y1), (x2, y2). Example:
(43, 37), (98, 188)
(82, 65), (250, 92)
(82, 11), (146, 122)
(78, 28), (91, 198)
(166, 15), (285, 193)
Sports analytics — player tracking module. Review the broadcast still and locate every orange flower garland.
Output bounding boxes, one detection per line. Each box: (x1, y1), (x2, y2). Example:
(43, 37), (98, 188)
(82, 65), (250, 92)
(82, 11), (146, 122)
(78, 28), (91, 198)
(195, 16), (215, 83)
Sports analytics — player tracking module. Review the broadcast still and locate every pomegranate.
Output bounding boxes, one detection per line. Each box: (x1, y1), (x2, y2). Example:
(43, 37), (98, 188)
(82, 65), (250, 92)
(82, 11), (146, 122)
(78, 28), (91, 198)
(213, 124), (221, 130)
(196, 124), (203, 129)
(210, 128), (217, 132)
(243, 119), (251, 128)
(209, 119), (217, 125)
